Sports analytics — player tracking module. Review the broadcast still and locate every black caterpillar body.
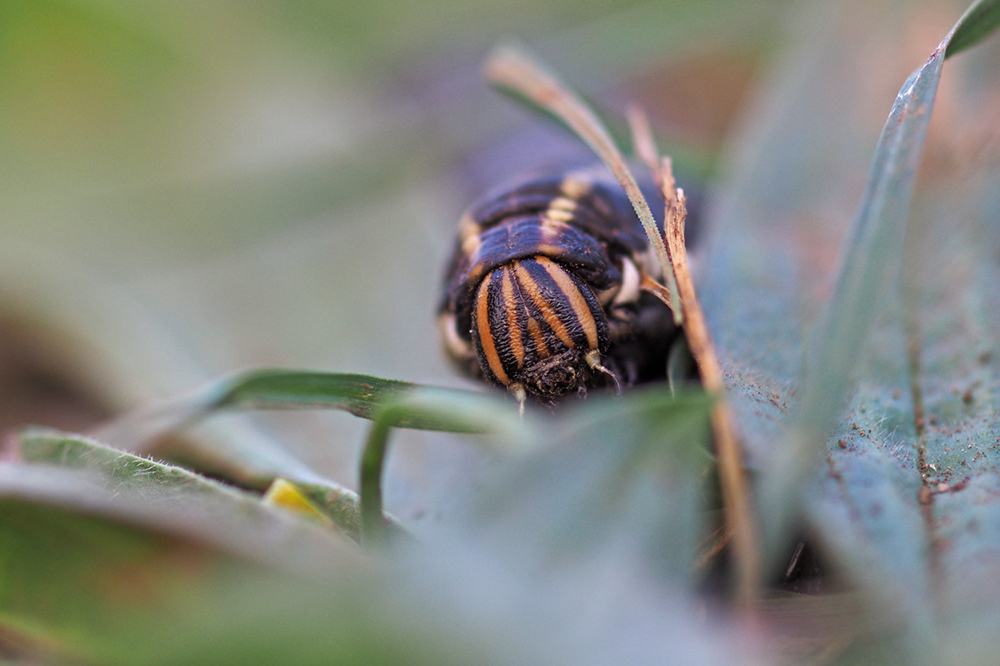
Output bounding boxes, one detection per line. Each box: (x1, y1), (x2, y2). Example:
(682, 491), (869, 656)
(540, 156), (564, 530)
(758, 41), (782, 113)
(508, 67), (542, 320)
(438, 164), (684, 407)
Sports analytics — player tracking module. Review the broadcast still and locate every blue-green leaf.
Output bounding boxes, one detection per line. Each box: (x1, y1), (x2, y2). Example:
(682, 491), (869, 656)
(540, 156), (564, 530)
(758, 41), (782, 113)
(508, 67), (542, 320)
(701, 0), (1000, 651)
(466, 387), (715, 584)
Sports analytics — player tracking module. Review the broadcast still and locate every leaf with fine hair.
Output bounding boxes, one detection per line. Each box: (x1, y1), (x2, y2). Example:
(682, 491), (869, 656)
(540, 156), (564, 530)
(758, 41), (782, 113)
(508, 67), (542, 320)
(97, 370), (525, 546)
(0, 431), (361, 661)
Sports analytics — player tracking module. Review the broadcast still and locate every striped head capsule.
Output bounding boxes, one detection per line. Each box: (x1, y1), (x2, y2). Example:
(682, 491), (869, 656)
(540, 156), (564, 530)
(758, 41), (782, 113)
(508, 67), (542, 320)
(472, 255), (615, 407)
(439, 165), (679, 411)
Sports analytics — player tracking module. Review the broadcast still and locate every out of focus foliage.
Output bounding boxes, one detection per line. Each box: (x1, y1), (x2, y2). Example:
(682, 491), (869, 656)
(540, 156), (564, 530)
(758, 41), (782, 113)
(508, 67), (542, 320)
(3, 0), (1000, 665)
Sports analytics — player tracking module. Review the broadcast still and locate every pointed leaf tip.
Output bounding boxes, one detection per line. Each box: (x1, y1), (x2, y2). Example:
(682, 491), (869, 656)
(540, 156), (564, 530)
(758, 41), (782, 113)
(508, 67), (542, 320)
(946, 0), (1000, 59)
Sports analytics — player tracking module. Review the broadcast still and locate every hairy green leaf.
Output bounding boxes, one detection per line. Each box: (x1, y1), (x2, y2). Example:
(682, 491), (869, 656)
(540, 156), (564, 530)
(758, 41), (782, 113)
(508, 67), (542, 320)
(99, 371), (525, 546)
(0, 431), (359, 660)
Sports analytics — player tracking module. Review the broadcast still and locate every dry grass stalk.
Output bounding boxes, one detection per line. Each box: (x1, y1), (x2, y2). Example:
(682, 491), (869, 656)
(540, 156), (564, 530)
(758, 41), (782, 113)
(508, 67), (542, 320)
(659, 156), (761, 609)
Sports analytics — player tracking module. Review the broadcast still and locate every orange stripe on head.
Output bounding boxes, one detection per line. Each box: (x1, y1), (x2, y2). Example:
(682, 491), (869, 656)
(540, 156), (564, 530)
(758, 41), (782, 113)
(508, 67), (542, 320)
(536, 256), (599, 351)
(513, 260), (576, 350)
(475, 273), (510, 385)
(526, 317), (549, 357)
(501, 268), (525, 368)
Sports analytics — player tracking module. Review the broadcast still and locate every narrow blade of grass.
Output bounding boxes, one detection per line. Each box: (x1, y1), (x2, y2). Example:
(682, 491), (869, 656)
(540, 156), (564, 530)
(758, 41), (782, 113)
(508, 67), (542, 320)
(946, 0), (1000, 58)
(97, 370), (520, 447)
(96, 371), (526, 547)
(358, 387), (534, 546)
(485, 44), (682, 322)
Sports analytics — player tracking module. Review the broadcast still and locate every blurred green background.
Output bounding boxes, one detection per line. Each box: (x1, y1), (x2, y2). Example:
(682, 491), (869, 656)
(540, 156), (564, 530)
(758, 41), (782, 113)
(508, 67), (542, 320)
(5, 1), (1000, 663)
(0, 0), (778, 504)
(0, 0), (768, 271)
(1, 0), (983, 528)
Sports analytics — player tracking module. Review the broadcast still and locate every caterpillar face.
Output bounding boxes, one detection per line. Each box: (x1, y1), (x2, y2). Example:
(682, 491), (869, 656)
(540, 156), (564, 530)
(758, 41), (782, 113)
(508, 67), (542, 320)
(438, 165), (679, 409)
(472, 255), (611, 403)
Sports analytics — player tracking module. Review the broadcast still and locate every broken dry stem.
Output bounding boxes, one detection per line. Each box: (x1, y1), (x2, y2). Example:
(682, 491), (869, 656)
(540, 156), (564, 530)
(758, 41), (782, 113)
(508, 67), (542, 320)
(660, 157), (761, 609)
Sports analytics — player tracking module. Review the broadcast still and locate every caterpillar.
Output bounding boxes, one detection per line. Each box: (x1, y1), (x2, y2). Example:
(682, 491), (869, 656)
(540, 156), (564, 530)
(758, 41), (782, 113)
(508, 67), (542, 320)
(438, 164), (687, 410)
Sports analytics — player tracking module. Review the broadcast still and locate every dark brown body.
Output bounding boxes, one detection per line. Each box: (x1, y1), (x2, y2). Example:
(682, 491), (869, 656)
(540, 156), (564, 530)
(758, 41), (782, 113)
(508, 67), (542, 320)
(438, 164), (680, 406)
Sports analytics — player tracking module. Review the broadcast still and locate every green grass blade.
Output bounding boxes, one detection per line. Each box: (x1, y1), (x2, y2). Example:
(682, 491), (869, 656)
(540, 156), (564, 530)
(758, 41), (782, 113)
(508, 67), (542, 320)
(98, 370), (519, 447)
(946, 0), (1000, 58)
(99, 371), (524, 547)
(204, 371), (417, 418)
(485, 44), (682, 321)
(358, 388), (532, 546)
(759, 29), (946, 564)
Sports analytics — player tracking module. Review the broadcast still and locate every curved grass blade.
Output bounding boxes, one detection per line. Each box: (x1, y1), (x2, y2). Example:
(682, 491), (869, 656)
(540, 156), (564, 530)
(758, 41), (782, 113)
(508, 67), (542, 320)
(97, 370), (524, 545)
(760, 0), (998, 578)
(485, 44), (682, 321)
(357, 387), (532, 546)
(97, 370), (519, 446)
(946, 0), (1000, 58)
(94, 373), (468, 533)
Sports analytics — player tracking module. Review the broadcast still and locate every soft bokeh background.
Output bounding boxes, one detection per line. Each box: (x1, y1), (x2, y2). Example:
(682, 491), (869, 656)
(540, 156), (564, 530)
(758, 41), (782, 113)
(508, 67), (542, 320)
(0, 0), (780, 524)
(1, 0), (988, 531)
(6, 1), (1000, 663)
